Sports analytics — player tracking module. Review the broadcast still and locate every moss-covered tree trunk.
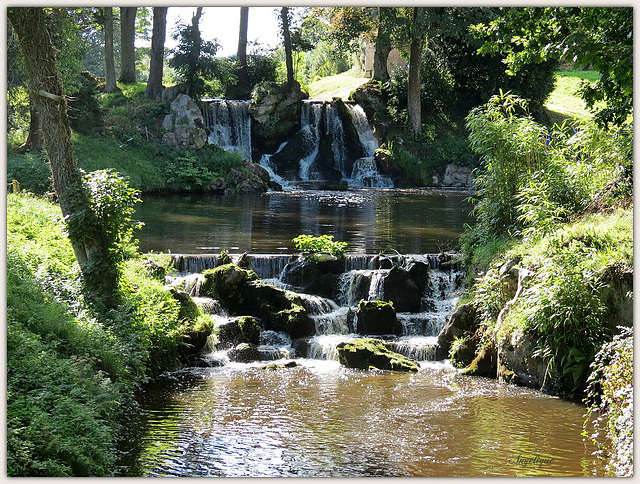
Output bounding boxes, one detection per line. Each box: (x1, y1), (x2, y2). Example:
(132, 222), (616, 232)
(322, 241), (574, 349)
(145, 7), (167, 99)
(8, 7), (117, 304)
(22, 98), (44, 152)
(372, 7), (392, 82)
(119, 7), (137, 83)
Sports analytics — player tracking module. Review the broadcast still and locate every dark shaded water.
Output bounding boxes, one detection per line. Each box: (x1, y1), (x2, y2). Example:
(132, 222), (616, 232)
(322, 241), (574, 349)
(136, 189), (473, 254)
(127, 362), (603, 477)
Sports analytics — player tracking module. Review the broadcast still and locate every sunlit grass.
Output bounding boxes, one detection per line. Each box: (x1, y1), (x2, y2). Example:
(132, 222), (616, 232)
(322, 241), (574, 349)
(545, 70), (598, 120)
(307, 69), (371, 100)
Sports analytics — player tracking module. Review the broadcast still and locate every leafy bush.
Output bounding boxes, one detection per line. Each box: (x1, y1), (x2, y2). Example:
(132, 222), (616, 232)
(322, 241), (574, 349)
(584, 326), (633, 477)
(7, 193), (195, 475)
(293, 234), (348, 258)
(7, 152), (52, 194)
(68, 72), (104, 134)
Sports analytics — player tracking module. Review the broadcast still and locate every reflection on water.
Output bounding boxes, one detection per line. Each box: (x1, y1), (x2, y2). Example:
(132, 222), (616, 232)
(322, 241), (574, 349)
(127, 362), (603, 477)
(135, 189), (474, 254)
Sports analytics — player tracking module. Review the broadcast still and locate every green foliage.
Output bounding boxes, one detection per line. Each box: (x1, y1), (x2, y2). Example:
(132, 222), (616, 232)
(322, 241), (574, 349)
(293, 234), (348, 259)
(583, 326), (633, 477)
(470, 208), (632, 394)
(168, 13), (220, 98)
(473, 7), (633, 126)
(7, 193), (194, 476)
(64, 170), (142, 291)
(68, 72), (105, 134)
(7, 152), (52, 194)
(164, 145), (244, 192)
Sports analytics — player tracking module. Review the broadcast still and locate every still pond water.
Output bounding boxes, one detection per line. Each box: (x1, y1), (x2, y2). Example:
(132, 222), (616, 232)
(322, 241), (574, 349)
(136, 189), (473, 254)
(128, 189), (604, 477)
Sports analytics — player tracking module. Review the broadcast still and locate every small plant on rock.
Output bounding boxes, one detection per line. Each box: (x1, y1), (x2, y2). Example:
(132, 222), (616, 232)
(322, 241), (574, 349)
(293, 234), (347, 259)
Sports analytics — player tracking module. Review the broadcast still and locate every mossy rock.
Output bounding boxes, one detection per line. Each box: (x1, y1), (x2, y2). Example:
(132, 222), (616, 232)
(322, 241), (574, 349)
(356, 300), (400, 336)
(201, 263), (258, 301)
(228, 342), (261, 363)
(261, 361), (300, 370)
(336, 338), (419, 372)
(217, 316), (261, 348)
(167, 286), (200, 322)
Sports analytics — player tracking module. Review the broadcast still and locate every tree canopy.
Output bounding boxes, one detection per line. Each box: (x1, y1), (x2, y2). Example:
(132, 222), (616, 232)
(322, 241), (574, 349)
(472, 7), (633, 126)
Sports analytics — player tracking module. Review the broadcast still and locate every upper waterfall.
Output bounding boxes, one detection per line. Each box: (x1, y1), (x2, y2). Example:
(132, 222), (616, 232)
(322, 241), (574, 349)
(201, 99), (252, 161)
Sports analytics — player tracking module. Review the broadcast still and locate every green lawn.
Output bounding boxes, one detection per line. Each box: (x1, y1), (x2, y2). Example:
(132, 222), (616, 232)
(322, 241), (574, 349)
(307, 70), (371, 100)
(545, 70), (598, 120)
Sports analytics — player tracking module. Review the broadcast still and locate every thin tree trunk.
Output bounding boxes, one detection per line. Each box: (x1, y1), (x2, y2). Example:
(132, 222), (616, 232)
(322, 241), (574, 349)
(145, 7), (167, 99)
(119, 7), (137, 83)
(8, 7), (117, 302)
(281, 7), (295, 87)
(103, 7), (118, 93)
(372, 7), (391, 82)
(237, 7), (249, 89)
(21, 98), (44, 152)
(186, 7), (203, 97)
(408, 7), (424, 136)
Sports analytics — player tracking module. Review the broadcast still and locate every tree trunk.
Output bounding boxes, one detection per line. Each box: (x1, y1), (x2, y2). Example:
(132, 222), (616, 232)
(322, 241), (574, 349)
(145, 6), (167, 99)
(372, 7), (392, 82)
(408, 7), (424, 136)
(186, 7), (203, 97)
(21, 98), (44, 152)
(8, 7), (117, 301)
(281, 7), (295, 87)
(119, 6), (137, 83)
(103, 7), (118, 93)
(237, 7), (249, 90)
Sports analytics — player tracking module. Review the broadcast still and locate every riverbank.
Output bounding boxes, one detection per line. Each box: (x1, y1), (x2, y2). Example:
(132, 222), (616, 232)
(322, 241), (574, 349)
(6, 193), (212, 476)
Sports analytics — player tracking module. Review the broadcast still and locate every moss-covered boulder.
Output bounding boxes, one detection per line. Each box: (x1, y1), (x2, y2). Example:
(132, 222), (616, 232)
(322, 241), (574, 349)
(216, 316), (261, 348)
(336, 338), (419, 372)
(201, 263), (314, 338)
(249, 82), (308, 153)
(356, 300), (400, 336)
(228, 342), (261, 363)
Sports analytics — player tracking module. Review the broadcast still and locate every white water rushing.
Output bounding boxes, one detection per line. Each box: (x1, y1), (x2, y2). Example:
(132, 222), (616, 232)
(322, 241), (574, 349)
(166, 253), (461, 366)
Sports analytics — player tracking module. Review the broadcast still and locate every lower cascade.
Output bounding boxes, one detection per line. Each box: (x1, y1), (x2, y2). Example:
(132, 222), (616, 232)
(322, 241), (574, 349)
(166, 252), (462, 367)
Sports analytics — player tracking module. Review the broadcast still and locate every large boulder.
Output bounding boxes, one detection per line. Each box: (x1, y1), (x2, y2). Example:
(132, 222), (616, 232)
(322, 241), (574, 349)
(380, 265), (422, 313)
(336, 338), (419, 372)
(249, 83), (308, 153)
(201, 264), (315, 338)
(436, 302), (478, 359)
(280, 254), (344, 298)
(228, 342), (261, 363)
(216, 316), (261, 348)
(434, 163), (475, 188)
(162, 94), (208, 150)
(355, 300), (400, 336)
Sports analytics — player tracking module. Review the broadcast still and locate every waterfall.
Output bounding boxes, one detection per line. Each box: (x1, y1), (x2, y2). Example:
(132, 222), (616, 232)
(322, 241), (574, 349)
(260, 141), (292, 190)
(350, 158), (394, 188)
(347, 104), (378, 157)
(325, 103), (348, 176)
(299, 102), (323, 180)
(169, 252), (462, 365)
(201, 99), (252, 161)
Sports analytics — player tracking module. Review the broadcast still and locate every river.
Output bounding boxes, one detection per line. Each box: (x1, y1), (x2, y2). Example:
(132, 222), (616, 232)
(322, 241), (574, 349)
(136, 189), (473, 254)
(127, 188), (604, 477)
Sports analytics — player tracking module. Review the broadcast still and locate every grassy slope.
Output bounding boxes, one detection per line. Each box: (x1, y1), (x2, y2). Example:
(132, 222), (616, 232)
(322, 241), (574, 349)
(307, 70), (371, 100)
(544, 70), (598, 123)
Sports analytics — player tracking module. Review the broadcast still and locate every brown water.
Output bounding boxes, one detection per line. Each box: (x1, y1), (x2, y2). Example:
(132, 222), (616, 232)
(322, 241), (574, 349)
(127, 361), (603, 477)
(135, 189), (473, 254)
